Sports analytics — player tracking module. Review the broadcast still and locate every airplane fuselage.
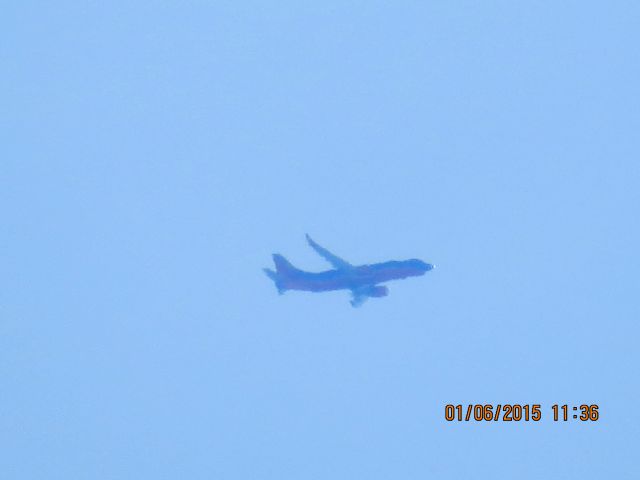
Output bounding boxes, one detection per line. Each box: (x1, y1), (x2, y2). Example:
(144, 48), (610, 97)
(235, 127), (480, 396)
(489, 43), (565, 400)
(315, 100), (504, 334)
(264, 235), (434, 306)
(282, 260), (432, 292)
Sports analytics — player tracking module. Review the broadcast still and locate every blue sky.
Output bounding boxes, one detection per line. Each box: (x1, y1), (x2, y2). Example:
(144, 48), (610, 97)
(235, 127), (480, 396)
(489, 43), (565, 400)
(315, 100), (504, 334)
(2, 2), (639, 478)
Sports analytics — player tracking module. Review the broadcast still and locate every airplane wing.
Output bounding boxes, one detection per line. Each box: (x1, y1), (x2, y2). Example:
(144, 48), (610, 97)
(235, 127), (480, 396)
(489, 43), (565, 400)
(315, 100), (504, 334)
(350, 290), (369, 307)
(305, 234), (353, 270)
(349, 284), (389, 307)
(350, 296), (368, 307)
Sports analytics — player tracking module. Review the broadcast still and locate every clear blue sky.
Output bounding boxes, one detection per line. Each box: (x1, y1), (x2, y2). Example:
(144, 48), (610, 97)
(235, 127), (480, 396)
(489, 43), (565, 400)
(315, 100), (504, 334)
(3, 2), (639, 478)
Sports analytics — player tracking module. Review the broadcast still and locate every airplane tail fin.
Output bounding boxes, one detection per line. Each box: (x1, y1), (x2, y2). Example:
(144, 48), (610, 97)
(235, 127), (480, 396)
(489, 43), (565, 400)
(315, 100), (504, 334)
(264, 254), (299, 295)
(272, 254), (299, 275)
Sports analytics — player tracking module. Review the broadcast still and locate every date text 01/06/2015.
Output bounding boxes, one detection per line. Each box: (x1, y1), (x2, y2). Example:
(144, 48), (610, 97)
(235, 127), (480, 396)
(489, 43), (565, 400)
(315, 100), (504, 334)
(444, 404), (599, 422)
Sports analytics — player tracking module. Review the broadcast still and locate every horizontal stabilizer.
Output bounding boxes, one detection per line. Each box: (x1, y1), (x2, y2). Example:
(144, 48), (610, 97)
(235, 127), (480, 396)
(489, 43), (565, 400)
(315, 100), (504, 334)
(263, 268), (277, 281)
(263, 268), (286, 294)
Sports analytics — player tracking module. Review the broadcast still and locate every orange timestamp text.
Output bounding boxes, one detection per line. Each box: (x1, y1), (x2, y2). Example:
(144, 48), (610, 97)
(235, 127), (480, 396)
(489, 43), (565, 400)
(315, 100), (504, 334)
(444, 404), (599, 422)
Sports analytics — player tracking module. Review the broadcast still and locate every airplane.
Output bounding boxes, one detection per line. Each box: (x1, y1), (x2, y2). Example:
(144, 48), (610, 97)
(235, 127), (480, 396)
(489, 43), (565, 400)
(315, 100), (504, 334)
(263, 234), (434, 307)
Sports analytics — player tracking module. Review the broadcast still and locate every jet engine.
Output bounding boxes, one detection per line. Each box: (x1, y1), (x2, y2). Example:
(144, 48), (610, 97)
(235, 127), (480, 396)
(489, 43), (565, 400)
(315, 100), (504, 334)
(366, 285), (389, 297)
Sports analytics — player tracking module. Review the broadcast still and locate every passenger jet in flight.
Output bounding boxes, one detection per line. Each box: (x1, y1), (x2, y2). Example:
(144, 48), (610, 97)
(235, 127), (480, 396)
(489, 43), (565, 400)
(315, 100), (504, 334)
(264, 235), (434, 307)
